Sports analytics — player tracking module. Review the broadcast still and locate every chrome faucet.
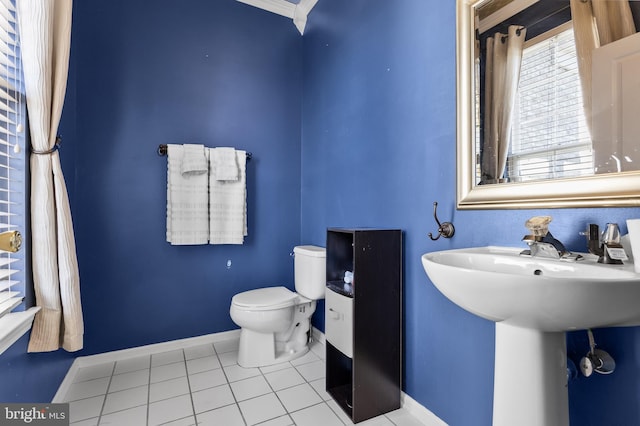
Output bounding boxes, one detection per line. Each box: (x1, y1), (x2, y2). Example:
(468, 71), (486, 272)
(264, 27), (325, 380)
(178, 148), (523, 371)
(520, 216), (582, 261)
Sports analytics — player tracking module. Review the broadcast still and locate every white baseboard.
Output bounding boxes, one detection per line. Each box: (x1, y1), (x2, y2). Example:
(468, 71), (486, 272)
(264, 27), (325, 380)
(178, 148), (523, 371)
(311, 326), (325, 345)
(401, 392), (449, 426)
(54, 327), (448, 426)
(53, 329), (241, 403)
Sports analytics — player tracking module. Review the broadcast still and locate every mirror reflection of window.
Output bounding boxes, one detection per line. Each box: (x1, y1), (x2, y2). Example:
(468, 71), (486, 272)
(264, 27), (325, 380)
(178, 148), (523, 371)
(508, 22), (592, 183)
(458, 0), (640, 209)
(474, 0), (639, 185)
(475, 0), (576, 185)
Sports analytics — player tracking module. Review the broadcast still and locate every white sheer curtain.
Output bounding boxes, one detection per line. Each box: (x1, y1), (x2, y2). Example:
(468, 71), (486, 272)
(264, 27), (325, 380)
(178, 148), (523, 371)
(481, 25), (527, 184)
(17, 0), (83, 352)
(570, 0), (637, 134)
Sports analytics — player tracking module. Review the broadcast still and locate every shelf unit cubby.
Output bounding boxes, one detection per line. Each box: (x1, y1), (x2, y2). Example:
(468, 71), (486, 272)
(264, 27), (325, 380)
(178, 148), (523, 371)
(325, 228), (402, 424)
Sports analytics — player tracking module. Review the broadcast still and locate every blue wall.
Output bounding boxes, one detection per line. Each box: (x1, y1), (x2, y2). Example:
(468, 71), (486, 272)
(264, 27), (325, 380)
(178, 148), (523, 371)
(301, 1), (640, 426)
(71, 0), (303, 355)
(3, 1), (640, 425)
(1, 0), (303, 402)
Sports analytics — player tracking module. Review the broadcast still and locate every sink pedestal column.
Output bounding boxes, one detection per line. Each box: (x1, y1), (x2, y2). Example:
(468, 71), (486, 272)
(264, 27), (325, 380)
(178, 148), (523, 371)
(493, 323), (568, 426)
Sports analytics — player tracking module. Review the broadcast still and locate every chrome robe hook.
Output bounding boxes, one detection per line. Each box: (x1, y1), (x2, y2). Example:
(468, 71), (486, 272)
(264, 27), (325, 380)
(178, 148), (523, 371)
(428, 202), (455, 241)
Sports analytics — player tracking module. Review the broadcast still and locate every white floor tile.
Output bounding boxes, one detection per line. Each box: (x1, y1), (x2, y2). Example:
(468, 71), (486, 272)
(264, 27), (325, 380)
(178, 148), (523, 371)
(69, 417), (98, 426)
(148, 394), (194, 426)
(230, 375), (272, 401)
(98, 405), (147, 425)
(57, 336), (428, 426)
(295, 360), (325, 382)
(238, 393), (287, 425)
(73, 363), (114, 383)
(102, 385), (148, 414)
(149, 376), (190, 403)
(150, 362), (187, 383)
(196, 404), (245, 426)
(188, 368), (228, 392)
(64, 377), (110, 402)
(160, 416), (197, 426)
(108, 368), (149, 393)
(184, 343), (216, 360)
(259, 361), (293, 374)
(259, 415), (295, 426)
(213, 338), (239, 354)
(290, 349), (320, 366)
(218, 351), (239, 367)
(385, 408), (430, 426)
(113, 355), (150, 375)
(326, 399), (395, 425)
(186, 355), (221, 374)
(326, 398), (351, 424)
(355, 415), (395, 425)
(309, 378), (332, 401)
(68, 395), (104, 423)
(151, 349), (184, 367)
(192, 384), (235, 414)
(223, 364), (261, 382)
(264, 367), (305, 391)
(276, 383), (323, 412)
(289, 402), (344, 426)
(310, 341), (325, 360)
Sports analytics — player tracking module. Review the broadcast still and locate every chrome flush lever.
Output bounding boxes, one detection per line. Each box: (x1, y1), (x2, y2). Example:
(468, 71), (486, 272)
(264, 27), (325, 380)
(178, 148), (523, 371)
(428, 202), (455, 241)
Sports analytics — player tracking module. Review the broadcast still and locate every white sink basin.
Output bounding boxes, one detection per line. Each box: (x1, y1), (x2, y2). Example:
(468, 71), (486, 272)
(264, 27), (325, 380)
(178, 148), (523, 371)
(421, 246), (640, 426)
(421, 246), (640, 331)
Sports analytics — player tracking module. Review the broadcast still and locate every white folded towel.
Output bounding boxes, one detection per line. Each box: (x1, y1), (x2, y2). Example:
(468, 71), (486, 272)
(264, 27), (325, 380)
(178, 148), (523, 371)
(210, 147), (239, 181)
(209, 149), (247, 245)
(181, 144), (208, 176)
(166, 144), (209, 245)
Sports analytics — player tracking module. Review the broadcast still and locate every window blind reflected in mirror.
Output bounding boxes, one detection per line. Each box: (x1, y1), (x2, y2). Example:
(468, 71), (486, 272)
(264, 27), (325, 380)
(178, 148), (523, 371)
(507, 24), (593, 183)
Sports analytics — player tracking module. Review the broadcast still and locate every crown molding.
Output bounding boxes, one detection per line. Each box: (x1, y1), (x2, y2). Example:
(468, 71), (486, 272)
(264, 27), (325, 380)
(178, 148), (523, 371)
(237, 0), (318, 35)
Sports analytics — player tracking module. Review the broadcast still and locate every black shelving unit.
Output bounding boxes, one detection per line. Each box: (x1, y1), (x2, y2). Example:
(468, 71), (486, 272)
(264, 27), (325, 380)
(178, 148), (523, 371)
(325, 228), (402, 423)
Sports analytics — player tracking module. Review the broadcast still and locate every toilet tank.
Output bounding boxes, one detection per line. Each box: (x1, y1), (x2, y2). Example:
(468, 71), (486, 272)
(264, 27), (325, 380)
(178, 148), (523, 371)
(293, 245), (326, 300)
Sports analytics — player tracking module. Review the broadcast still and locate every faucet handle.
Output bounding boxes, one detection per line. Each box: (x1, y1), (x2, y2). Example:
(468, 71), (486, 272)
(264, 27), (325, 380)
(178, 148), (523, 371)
(525, 216), (552, 237)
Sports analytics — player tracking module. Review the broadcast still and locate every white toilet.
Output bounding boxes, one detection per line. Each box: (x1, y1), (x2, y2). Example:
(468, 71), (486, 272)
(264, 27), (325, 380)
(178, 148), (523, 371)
(230, 245), (326, 368)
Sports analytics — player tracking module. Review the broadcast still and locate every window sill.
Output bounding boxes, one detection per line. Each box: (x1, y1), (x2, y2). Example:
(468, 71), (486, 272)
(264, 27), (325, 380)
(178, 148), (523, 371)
(0, 307), (41, 355)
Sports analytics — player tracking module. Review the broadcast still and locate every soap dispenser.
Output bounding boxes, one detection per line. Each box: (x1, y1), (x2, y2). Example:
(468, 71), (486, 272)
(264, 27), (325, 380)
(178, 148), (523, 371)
(599, 223), (626, 264)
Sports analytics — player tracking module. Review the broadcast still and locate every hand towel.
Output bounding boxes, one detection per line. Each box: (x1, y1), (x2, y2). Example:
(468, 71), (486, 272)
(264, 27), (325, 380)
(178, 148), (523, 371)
(166, 144), (209, 245)
(209, 149), (247, 245)
(210, 147), (239, 181)
(181, 144), (208, 176)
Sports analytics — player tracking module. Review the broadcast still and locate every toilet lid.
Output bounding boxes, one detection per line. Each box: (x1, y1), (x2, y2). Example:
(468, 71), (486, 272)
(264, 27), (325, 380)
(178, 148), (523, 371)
(232, 286), (298, 310)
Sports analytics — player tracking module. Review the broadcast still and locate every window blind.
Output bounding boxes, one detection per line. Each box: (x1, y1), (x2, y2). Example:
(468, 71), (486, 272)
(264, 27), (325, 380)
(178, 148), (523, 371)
(507, 24), (593, 182)
(0, 0), (33, 355)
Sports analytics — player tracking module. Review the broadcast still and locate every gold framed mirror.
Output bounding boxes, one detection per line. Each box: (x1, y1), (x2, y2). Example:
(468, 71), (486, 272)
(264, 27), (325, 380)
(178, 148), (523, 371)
(456, 0), (640, 209)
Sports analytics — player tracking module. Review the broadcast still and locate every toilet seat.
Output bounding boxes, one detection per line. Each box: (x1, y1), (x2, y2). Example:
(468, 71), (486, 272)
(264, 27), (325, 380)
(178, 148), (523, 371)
(232, 286), (298, 311)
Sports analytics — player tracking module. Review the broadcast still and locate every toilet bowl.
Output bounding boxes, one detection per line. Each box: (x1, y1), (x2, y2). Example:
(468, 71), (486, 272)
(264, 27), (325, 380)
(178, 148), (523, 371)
(229, 245), (326, 368)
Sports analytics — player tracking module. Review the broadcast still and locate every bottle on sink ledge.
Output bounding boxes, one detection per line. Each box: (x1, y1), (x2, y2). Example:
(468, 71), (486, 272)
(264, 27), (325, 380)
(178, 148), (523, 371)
(585, 223), (628, 264)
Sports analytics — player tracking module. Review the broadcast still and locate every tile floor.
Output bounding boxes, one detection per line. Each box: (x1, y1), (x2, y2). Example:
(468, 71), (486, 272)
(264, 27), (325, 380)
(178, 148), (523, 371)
(59, 337), (426, 426)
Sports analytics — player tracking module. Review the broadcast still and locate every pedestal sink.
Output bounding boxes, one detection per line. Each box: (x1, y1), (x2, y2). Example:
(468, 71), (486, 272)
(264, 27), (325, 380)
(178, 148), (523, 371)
(421, 246), (640, 426)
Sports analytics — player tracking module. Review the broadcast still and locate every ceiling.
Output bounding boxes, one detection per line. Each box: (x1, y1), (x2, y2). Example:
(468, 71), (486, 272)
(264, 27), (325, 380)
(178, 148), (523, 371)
(236, 0), (318, 34)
